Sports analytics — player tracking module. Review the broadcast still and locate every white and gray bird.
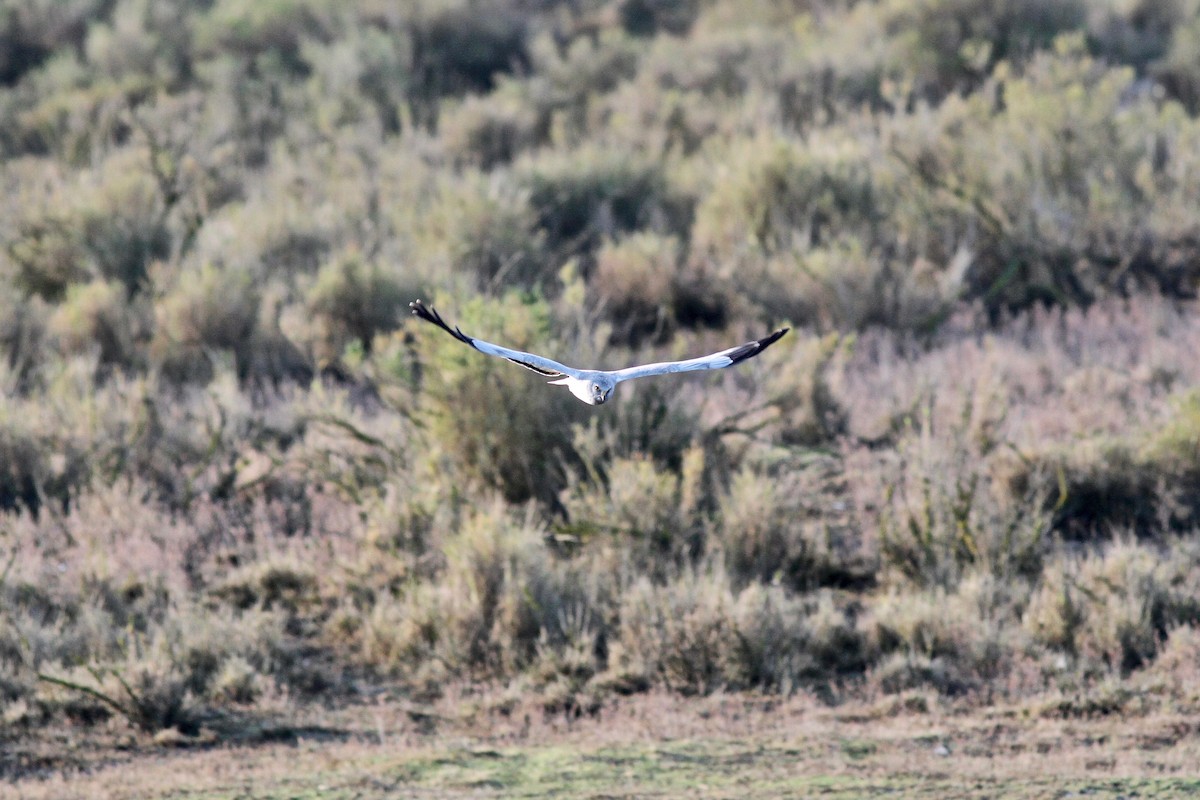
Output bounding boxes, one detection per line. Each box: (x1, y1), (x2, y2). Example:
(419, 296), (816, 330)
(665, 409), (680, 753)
(410, 300), (788, 406)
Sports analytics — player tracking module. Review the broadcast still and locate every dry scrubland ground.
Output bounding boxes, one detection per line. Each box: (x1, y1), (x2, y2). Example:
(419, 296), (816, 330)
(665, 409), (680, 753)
(6, 692), (1200, 799)
(3, 0), (1200, 794)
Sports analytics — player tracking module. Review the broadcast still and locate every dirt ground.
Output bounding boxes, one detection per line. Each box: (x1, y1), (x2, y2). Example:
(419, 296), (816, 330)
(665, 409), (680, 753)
(5, 690), (1200, 799)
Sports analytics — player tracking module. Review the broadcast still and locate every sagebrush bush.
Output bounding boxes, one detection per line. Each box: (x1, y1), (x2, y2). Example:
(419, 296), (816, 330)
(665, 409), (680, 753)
(878, 402), (1050, 589)
(304, 249), (411, 361)
(590, 232), (679, 346)
(890, 40), (1200, 315)
(415, 172), (548, 291)
(1154, 12), (1200, 112)
(49, 279), (145, 369)
(869, 572), (1020, 696)
(153, 262), (259, 382)
(692, 132), (880, 259)
(439, 82), (543, 168)
(520, 145), (688, 265)
(561, 453), (689, 572)
(611, 568), (867, 695)
(718, 462), (858, 591)
(1003, 390), (1200, 538)
(358, 500), (609, 683)
(886, 0), (1086, 97)
(407, 293), (585, 505)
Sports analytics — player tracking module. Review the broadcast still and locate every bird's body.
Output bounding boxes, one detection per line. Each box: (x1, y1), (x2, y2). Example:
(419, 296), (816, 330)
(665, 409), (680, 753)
(409, 300), (787, 405)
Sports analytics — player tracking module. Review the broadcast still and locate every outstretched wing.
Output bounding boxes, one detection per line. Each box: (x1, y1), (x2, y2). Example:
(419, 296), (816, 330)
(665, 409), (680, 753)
(609, 327), (788, 384)
(409, 300), (581, 378)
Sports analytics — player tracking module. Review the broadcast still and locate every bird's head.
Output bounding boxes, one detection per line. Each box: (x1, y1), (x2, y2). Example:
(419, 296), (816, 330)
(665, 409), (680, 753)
(591, 382), (610, 405)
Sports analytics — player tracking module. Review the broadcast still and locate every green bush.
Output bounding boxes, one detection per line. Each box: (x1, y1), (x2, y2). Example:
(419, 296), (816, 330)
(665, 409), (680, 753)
(869, 573), (1019, 695)
(1154, 12), (1200, 114)
(439, 81), (542, 168)
(304, 249), (411, 361)
(693, 133), (880, 260)
(406, 0), (530, 119)
(590, 233), (679, 346)
(886, 0), (1086, 97)
(0, 0), (108, 86)
(407, 293), (584, 505)
(891, 40), (1200, 314)
(520, 145), (687, 265)
(7, 150), (170, 298)
(611, 568), (867, 695)
(196, 0), (335, 67)
(1003, 391), (1200, 538)
(153, 262), (260, 382)
(1025, 538), (1200, 673)
(416, 172), (548, 290)
(879, 399), (1050, 589)
(49, 279), (145, 369)
(619, 0), (701, 37)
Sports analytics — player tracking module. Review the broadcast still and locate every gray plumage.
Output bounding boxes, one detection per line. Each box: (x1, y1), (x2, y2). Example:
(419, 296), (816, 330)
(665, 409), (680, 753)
(410, 300), (787, 405)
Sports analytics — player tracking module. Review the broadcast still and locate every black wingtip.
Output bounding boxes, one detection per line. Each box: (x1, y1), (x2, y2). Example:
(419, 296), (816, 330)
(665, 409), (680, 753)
(409, 299), (474, 346)
(726, 327), (789, 366)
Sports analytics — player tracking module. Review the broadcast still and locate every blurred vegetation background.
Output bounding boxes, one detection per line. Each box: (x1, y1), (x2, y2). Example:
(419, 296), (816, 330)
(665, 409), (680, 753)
(2, 0), (1200, 753)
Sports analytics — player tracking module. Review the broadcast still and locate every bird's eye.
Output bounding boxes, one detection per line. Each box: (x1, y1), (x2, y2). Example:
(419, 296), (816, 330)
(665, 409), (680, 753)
(593, 384), (600, 393)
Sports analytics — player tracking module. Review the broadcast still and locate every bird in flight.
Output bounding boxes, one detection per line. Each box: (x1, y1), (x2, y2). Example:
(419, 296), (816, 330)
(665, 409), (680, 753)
(410, 300), (788, 406)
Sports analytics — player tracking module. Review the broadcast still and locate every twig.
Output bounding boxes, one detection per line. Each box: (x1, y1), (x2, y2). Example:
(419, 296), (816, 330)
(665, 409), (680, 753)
(37, 672), (132, 720)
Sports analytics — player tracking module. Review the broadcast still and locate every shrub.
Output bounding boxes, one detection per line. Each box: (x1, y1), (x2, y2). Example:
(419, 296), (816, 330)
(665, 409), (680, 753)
(1073, 539), (1195, 672)
(48, 279), (145, 369)
(560, 453), (686, 571)
(521, 29), (642, 145)
(520, 145), (687, 265)
(869, 572), (1019, 695)
(718, 460), (864, 591)
(879, 400), (1051, 589)
(358, 501), (600, 679)
(590, 233), (679, 346)
(7, 150), (170, 298)
(693, 132), (880, 259)
(406, 0), (530, 120)
(1024, 537), (1200, 675)
(415, 172), (548, 291)
(0, 291), (50, 391)
(212, 559), (319, 614)
(611, 568), (867, 694)
(408, 293), (584, 505)
(0, 393), (90, 516)
(32, 604), (290, 732)
(439, 81), (542, 168)
(1154, 13), (1200, 113)
(886, 0), (1086, 97)
(613, 570), (730, 695)
(890, 41), (1200, 315)
(68, 150), (172, 295)
(6, 202), (89, 301)
(153, 262), (260, 382)
(304, 249), (411, 361)
(1087, 0), (1186, 69)
(1003, 390), (1200, 538)
(619, 0), (701, 37)
(0, 0), (107, 86)
(195, 0), (335, 66)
